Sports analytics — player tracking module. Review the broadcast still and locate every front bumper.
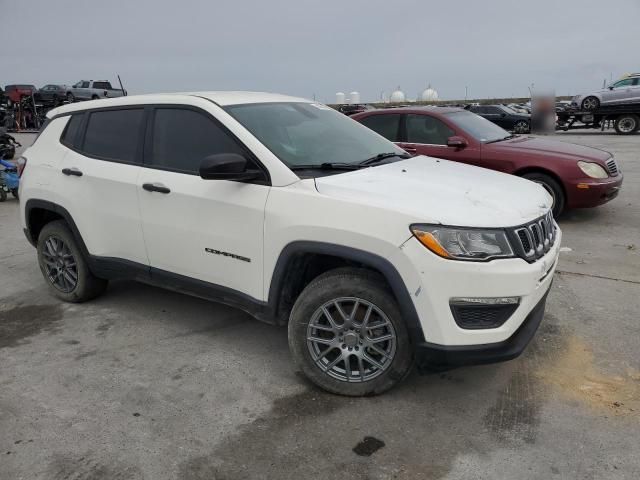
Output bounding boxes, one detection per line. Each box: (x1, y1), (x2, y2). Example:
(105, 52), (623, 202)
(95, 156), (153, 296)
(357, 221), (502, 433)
(390, 226), (561, 350)
(566, 174), (623, 209)
(414, 286), (550, 370)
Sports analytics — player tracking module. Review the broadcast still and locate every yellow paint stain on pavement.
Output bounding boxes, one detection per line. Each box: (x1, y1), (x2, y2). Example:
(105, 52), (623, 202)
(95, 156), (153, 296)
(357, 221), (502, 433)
(535, 336), (640, 418)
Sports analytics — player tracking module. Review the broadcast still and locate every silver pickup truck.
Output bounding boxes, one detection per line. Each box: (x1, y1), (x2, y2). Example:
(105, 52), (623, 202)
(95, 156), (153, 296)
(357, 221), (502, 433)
(67, 80), (127, 102)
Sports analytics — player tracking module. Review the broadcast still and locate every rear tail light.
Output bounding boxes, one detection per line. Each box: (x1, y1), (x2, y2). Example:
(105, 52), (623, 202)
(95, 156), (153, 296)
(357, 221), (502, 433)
(17, 156), (27, 177)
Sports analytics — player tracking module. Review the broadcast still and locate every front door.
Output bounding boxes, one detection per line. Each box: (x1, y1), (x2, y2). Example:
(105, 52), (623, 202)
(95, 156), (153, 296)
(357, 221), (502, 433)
(137, 106), (269, 301)
(398, 113), (482, 167)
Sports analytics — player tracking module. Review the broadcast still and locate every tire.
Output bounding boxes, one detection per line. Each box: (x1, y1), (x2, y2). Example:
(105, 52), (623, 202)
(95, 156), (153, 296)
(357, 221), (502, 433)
(581, 96), (600, 110)
(513, 120), (530, 134)
(66, 92), (74, 103)
(11, 188), (18, 199)
(3, 146), (15, 159)
(37, 220), (107, 302)
(522, 172), (565, 217)
(288, 267), (413, 396)
(0, 189), (6, 202)
(91, 95), (99, 100)
(614, 114), (639, 135)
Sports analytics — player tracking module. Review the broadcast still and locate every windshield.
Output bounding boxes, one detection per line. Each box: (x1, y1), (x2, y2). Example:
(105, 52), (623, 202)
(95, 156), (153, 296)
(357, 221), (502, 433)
(445, 111), (510, 143)
(224, 102), (405, 168)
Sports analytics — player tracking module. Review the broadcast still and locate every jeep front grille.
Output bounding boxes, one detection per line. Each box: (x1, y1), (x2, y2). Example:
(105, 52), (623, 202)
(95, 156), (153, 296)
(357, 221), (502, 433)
(509, 211), (556, 262)
(605, 157), (618, 176)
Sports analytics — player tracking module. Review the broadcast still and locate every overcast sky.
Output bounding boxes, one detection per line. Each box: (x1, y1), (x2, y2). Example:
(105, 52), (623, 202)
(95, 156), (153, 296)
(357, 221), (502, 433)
(1, 0), (638, 102)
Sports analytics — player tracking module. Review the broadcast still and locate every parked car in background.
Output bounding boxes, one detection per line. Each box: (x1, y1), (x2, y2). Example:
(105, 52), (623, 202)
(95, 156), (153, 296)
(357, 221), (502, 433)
(353, 106), (622, 216)
(337, 104), (375, 116)
(572, 74), (640, 110)
(4, 84), (37, 104)
(467, 104), (531, 133)
(20, 92), (559, 396)
(68, 80), (127, 102)
(36, 84), (71, 106)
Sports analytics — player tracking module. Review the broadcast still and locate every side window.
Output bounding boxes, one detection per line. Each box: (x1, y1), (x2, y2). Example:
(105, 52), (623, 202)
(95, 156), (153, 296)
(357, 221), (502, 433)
(148, 108), (249, 174)
(613, 79), (633, 88)
(406, 114), (455, 145)
(60, 114), (83, 148)
(485, 106), (502, 114)
(358, 114), (401, 141)
(94, 82), (110, 90)
(82, 109), (144, 162)
(81, 81), (90, 88)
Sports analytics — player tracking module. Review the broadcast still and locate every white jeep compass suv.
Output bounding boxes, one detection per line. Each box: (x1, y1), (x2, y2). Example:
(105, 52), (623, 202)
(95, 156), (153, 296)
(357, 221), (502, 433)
(18, 92), (560, 396)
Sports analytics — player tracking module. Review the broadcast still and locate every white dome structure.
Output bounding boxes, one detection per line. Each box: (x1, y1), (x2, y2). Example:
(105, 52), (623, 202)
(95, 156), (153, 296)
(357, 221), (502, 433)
(335, 92), (346, 104)
(389, 87), (405, 103)
(420, 86), (439, 101)
(349, 91), (360, 104)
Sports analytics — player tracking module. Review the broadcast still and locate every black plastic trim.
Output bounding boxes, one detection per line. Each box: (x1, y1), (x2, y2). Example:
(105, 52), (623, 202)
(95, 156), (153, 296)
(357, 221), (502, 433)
(268, 241), (426, 345)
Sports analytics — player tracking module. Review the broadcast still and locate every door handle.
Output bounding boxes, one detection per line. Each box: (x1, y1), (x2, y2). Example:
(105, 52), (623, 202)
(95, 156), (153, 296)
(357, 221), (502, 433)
(142, 182), (171, 194)
(62, 167), (83, 177)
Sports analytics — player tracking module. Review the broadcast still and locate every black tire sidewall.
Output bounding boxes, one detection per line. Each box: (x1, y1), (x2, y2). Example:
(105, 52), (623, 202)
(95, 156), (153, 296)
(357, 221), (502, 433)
(288, 268), (413, 396)
(523, 173), (565, 217)
(36, 220), (105, 302)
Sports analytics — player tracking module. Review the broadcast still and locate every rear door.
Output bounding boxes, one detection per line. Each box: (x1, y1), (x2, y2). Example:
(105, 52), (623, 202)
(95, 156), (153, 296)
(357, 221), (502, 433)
(137, 105), (269, 300)
(58, 108), (148, 264)
(399, 113), (482, 166)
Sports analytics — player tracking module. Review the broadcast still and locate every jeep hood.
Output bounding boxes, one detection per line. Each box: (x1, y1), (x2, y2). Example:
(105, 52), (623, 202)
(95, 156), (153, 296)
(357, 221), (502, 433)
(314, 156), (551, 228)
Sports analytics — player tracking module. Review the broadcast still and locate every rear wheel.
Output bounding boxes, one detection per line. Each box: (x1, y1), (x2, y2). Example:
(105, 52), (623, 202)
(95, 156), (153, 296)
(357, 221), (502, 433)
(288, 267), (413, 396)
(37, 220), (107, 302)
(614, 114), (639, 134)
(91, 95), (99, 100)
(66, 92), (74, 103)
(522, 172), (565, 217)
(581, 96), (600, 110)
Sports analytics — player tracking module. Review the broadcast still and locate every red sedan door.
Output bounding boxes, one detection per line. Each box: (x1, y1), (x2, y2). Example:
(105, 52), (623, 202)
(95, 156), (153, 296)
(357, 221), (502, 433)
(397, 113), (482, 168)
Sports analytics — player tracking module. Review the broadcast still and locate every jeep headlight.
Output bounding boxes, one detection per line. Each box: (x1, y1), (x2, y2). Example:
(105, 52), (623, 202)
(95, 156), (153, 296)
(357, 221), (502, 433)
(577, 160), (608, 179)
(410, 224), (514, 261)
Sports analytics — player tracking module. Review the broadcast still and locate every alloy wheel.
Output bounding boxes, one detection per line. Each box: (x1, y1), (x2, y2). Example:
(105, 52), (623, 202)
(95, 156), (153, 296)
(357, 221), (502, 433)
(41, 235), (78, 293)
(306, 297), (397, 383)
(514, 120), (529, 133)
(582, 97), (598, 110)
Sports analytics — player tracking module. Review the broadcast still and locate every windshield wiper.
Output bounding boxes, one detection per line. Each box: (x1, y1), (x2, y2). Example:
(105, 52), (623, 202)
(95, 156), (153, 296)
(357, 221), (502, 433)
(359, 152), (411, 166)
(290, 162), (361, 171)
(485, 134), (517, 144)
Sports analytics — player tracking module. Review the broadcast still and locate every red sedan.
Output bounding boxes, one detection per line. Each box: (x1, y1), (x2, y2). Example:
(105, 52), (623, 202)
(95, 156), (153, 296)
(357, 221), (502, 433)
(352, 107), (623, 216)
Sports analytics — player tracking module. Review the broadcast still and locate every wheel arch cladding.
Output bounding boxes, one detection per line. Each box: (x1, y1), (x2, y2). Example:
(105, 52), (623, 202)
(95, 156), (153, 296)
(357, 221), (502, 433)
(268, 241), (426, 345)
(25, 199), (90, 258)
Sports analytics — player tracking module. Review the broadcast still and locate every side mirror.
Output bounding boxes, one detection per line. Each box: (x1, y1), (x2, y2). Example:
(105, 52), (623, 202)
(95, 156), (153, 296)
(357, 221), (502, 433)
(608, 86), (614, 90)
(199, 153), (261, 181)
(447, 136), (468, 149)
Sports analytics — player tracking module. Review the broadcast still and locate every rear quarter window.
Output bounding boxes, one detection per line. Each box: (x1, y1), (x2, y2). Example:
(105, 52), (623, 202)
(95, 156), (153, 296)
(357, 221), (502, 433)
(60, 115), (83, 148)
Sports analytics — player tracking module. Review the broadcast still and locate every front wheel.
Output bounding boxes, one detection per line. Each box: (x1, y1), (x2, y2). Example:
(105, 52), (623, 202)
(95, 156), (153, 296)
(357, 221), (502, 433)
(614, 114), (639, 135)
(37, 220), (108, 302)
(513, 120), (530, 134)
(288, 267), (413, 396)
(581, 96), (600, 110)
(522, 172), (565, 217)
(66, 92), (74, 103)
